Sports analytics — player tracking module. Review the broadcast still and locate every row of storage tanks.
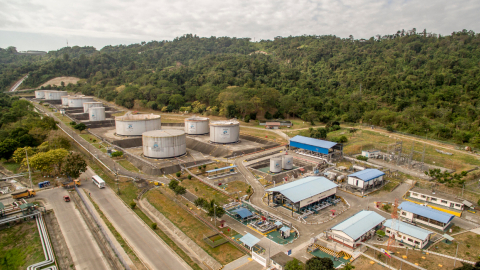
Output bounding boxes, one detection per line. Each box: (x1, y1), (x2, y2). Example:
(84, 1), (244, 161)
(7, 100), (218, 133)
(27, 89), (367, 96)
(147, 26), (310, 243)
(270, 155), (294, 173)
(115, 116), (241, 159)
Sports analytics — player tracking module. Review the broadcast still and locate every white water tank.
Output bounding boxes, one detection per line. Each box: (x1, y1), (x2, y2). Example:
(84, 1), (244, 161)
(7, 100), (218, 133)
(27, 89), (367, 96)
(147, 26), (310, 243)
(142, 130), (186, 159)
(209, 120), (240, 143)
(44, 90), (68, 100)
(184, 117), (209, 135)
(61, 96), (70, 105)
(89, 107), (106, 121)
(270, 158), (282, 173)
(282, 155), (294, 170)
(35, 90), (47, 99)
(68, 97), (94, 108)
(116, 114), (161, 136)
(83, 102), (103, 113)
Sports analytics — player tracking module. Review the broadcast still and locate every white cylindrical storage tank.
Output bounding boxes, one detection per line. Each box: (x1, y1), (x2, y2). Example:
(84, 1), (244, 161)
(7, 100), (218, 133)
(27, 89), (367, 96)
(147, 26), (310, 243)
(115, 114), (161, 136)
(184, 117), (209, 135)
(68, 97), (95, 108)
(142, 130), (186, 159)
(209, 120), (240, 143)
(61, 96), (70, 105)
(45, 90), (68, 100)
(83, 102), (103, 113)
(89, 107), (106, 121)
(35, 90), (47, 99)
(270, 158), (282, 173)
(282, 155), (294, 170)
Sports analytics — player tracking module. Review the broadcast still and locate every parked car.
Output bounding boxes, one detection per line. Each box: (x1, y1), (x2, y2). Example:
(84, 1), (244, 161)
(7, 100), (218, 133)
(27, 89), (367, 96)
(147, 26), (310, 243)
(63, 195), (70, 202)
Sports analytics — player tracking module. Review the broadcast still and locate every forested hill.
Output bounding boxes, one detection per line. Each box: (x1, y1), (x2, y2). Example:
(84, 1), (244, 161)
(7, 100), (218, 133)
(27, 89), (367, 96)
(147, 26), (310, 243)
(2, 30), (480, 146)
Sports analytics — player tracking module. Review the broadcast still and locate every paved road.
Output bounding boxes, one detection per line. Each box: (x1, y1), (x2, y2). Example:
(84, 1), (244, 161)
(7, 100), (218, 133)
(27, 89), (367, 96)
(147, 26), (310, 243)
(9, 74), (28, 92)
(37, 188), (111, 270)
(81, 167), (191, 270)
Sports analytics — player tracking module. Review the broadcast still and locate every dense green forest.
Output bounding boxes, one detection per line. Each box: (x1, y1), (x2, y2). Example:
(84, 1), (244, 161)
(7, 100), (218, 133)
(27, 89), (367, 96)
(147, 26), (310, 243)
(2, 29), (480, 146)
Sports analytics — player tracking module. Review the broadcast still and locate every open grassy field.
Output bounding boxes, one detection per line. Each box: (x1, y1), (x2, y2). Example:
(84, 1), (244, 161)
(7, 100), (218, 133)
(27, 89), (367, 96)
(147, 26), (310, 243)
(240, 127), (287, 144)
(328, 128), (480, 172)
(39, 76), (80, 87)
(431, 232), (480, 262)
(0, 220), (45, 269)
(178, 177), (232, 205)
(116, 159), (141, 173)
(145, 188), (244, 265)
(1, 161), (21, 174)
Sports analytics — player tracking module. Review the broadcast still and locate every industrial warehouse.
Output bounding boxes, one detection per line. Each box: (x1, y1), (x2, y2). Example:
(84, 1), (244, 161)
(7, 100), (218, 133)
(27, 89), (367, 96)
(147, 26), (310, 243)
(289, 135), (343, 161)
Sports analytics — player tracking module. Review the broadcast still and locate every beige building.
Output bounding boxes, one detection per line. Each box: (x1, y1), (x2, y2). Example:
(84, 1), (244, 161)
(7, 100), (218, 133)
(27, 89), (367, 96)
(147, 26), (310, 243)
(383, 219), (433, 249)
(408, 187), (465, 211)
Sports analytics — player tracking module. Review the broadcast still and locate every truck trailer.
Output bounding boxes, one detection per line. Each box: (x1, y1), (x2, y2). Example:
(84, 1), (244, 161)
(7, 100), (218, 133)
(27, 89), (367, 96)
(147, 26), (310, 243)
(11, 189), (36, 199)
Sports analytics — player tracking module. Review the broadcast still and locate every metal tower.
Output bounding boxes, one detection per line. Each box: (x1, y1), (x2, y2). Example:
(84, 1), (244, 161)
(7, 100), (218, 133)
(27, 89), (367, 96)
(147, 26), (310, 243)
(387, 199), (399, 252)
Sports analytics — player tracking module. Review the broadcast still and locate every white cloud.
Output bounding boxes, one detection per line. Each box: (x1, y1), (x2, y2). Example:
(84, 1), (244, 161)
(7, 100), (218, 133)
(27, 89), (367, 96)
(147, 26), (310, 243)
(0, 0), (479, 50)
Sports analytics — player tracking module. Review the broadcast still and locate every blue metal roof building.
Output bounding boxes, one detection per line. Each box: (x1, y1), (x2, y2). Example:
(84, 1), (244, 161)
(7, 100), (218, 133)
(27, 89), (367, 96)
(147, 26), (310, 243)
(383, 219), (433, 248)
(348, 169), (385, 182)
(232, 208), (254, 219)
(267, 176), (338, 214)
(289, 136), (340, 155)
(330, 210), (386, 241)
(398, 202), (454, 230)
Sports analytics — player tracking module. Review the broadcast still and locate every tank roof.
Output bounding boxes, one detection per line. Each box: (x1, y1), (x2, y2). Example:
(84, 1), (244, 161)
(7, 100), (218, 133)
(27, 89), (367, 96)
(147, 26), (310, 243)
(83, 102), (103, 104)
(116, 113), (161, 121)
(210, 120), (239, 126)
(143, 130), (184, 137)
(185, 117), (209, 121)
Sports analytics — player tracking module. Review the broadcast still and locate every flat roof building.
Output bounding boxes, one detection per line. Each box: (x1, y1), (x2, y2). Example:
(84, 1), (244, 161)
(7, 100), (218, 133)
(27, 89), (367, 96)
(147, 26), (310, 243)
(408, 187), (465, 214)
(289, 135), (343, 161)
(328, 210), (386, 249)
(267, 176), (337, 215)
(347, 169), (385, 194)
(270, 252), (294, 270)
(398, 202), (455, 231)
(383, 219), (433, 249)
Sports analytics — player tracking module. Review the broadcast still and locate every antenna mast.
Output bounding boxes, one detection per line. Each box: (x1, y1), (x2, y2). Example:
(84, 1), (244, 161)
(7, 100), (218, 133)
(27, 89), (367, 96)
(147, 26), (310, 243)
(387, 198), (399, 252)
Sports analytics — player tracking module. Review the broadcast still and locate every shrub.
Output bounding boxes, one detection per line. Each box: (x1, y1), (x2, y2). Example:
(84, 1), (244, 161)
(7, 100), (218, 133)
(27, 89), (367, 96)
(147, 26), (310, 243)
(151, 223), (157, 230)
(246, 186), (251, 193)
(111, 151), (123, 157)
(382, 204), (391, 212)
(386, 125), (394, 132)
(69, 121), (76, 126)
(244, 115), (250, 123)
(356, 155), (368, 161)
(176, 171), (181, 177)
(338, 135), (348, 143)
(130, 202), (136, 209)
(376, 230), (386, 237)
(187, 175), (192, 180)
(168, 179), (179, 190)
(264, 111), (272, 119)
(174, 185), (187, 195)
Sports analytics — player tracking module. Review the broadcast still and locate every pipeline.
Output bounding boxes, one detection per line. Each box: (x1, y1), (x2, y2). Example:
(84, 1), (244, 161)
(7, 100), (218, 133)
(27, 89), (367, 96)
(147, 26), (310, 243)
(27, 214), (57, 270)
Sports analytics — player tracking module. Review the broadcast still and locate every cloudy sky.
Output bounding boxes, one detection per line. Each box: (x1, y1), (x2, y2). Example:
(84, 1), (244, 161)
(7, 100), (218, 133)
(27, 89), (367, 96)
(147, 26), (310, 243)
(1, 0), (479, 51)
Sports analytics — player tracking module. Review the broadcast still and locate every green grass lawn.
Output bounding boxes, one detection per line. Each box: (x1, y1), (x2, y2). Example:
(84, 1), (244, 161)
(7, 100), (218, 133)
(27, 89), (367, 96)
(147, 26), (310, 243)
(0, 221), (45, 269)
(116, 159), (141, 173)
(1, 161), (21, 174)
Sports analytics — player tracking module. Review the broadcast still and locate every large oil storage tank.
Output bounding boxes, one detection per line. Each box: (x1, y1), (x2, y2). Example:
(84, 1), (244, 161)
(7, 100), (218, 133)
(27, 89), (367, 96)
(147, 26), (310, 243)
(35, 90), (47, 99)
(89, 107), (106, 121)
(116, 114), (161, 136)
(44, 90), (68, 100)
(83, 102), (103, 113)
(282, 155), (294, 170)
(61, 96), (70, 105)
(68, 97), (95, 108)
(142, 130), (186, 159)
(184, 117), (209, 135)
(270, 158), (282, 173)
(209, 120), (240, 143)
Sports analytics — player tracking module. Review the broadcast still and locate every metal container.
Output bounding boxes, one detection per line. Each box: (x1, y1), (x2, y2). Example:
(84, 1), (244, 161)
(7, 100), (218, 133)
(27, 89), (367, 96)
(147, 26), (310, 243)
(209, 120), (240, 143)
(89, 107), (106, 121)
(270, 158), (282, 173)
(142, 130), (186, 159)
(353, 165), (365, 171)
(116, 114), (161, 136)
(282, 155), (294, 170)
(68, 97), (95, 108)
(83, 102), (103, 113)
(184, 117), (209, 135)
(35, 90), (47, 99)
(44, 90), (68, 100)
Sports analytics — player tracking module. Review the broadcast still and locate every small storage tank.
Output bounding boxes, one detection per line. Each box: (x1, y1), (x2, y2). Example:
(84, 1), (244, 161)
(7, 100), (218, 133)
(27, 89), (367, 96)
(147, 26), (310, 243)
(209, 120), (240, 143)
(270, 158), (282, 173)
(35, 90), (47, 99)
(116, 114), (161, 136)
(184, 117), (209, 135)
(83, 102), (103, 113)
(45, 90), (68, 100)
(89, 107), (106, 121)
(282, 155), (294, 170)
(142, 130), (186, 159)
(68, 96), (95, 108)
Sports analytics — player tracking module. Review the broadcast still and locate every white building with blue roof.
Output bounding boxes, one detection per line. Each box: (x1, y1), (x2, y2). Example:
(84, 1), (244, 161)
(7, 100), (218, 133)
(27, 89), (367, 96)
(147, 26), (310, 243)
(347, 169), (385, 194)
(267, 176), (338, 214)
(399, 201), (455, 230)
(289, 135), (343, 161)
(383, 219), (433, 249)
(328, 210), (386, 249)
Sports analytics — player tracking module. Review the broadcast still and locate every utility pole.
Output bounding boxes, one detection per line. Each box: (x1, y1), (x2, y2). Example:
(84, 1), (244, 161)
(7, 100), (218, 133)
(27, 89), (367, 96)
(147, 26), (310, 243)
(25, 150), (33, 189)
(214, 203), (217, 228)
(454, 243), (459, 267)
